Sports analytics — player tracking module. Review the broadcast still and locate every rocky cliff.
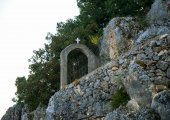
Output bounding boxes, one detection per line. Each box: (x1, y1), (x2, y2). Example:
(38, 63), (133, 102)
(1, 0), (170, 120)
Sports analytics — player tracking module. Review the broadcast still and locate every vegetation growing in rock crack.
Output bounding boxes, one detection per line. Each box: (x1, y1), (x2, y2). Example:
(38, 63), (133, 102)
(111, 88), (130, 109)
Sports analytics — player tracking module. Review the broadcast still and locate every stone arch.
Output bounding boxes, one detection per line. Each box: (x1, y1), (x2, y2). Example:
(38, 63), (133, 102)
(60, 44), (98, 89)
(67, 49), (88, 84)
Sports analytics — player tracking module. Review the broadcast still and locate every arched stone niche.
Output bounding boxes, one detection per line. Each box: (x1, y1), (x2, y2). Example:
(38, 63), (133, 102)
(60, 44), (98, 89)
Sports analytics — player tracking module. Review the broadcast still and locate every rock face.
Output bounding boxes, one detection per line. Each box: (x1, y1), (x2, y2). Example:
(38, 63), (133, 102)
(135, 26), (170, 43)
(21, 105), (29, 120)
(1, 104), (22, 120)
(46, 62), (121, 120)
(33, 106), (46, 120)
(104, 107), (159, 120)
(147, 0), (170, 25)
(100, 17), (139, 64)
(151, 90), (170, 120)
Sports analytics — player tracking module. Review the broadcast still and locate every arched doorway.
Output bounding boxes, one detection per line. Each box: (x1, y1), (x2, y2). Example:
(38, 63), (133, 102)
(67, 49), (88, 84)
(60, 44), (98, 89)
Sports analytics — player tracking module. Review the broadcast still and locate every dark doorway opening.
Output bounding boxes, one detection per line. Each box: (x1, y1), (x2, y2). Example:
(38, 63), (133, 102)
(67, 49), (88, 84)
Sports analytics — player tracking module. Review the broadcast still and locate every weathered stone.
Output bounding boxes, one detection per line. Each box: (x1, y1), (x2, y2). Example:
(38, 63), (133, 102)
(126, 99), (140, 112)
(32, 106), (46, 120)
(153, 55), (159, 61)
(158, 50), (168, 57)
(1, 104), (22, 120)
(100, 17), (139, 64)
(151, 90), (170, 120)
(136, 27), (170, 44)
(104, 111), (128, 120)
(167, 68), (170, 78)
(21, 113), (28, 120)
(156, 61), (168, 71)
(60, 43), (98, 89)
(112, 66), (119, 71)
(147, 0), (170, 25)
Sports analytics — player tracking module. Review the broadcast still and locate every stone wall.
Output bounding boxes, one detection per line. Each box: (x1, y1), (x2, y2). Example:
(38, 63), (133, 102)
(46, 61), (121, 120)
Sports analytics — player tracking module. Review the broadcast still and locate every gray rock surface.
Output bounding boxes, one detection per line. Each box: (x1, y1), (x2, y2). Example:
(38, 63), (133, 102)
(147, 0), (170, 25)
(135, 26), (170, 43)
(104, 111), (128, 120)
(167, 68), (170, 78)
(21, 105), (29, 120)
(151, 90), (170, 120)
(33, 106), (46, 120)
(100, 17), (139, 64)
(1, 104), (22, 120)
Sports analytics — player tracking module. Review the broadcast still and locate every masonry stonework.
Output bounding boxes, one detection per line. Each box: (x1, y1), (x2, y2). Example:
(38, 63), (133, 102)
(60, 44), (98, 89)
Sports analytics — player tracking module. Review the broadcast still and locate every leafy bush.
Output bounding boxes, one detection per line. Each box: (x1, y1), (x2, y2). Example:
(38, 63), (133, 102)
(111, 88), (130, 109)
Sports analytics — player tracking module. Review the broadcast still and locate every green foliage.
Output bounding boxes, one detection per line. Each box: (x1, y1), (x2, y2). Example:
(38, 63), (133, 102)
(111, 88), (130, 109)
(89, 35), (100, 45)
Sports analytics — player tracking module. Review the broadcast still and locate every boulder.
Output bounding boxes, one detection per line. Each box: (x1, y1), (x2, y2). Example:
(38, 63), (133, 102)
(100, 17), (139, 64)
(104, 111), (128, 120)
(122, 60), (152, 107)
(151, 90), (170, 120)
(135, 26), (170, 44)
(147, 0), (170, 25)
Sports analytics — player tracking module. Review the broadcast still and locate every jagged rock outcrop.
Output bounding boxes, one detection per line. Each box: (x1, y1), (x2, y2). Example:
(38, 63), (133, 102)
(21, 105), (29, 120)
(100, 17), (140, 64)
(104, 33), (170, 120)
(104, 107), (160, 120)
(1, 104), (22, 120)
(32, 106), (46, 120)
(135, 26), (170, 43)
(151, 90), (170, 120)
(147, 0), (170, 26)
(1, 104), (46, 120)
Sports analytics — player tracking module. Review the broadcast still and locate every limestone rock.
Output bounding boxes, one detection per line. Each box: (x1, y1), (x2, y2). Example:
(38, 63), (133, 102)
(100, 17), (139, 64)
(33, 106), (46, 120)
(112, 66), (119, 71)
(136, 26), (170, 43)
(156, 61), (168, 71)
(151, 90), (170, 120)
(1, 104), (22, 120)
(45, 96), (56, 120)
(147, 0), (170, 25)
(105, 107), (160, 120)
(167, 68), (170, 78)
(104, 111), (128, 120)
(123, 60), (152, 107)
(126, 99), (140, 112)
(21, 105), (29, 120)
